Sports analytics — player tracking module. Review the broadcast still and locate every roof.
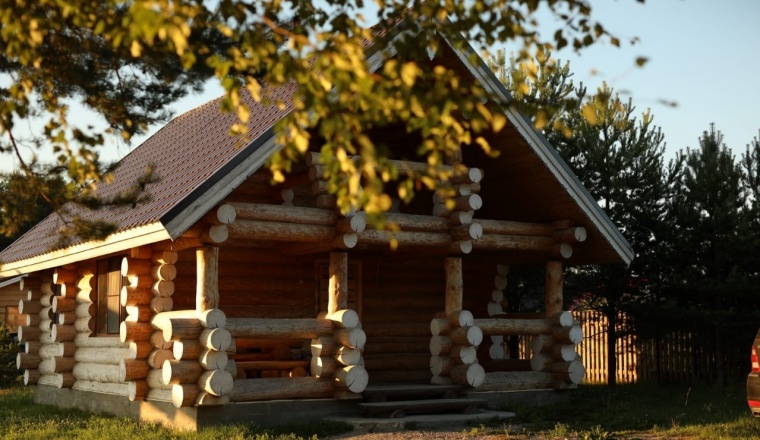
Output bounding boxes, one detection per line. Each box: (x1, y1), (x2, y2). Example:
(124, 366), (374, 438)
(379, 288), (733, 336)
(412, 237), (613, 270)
(0, 26), (633, 276)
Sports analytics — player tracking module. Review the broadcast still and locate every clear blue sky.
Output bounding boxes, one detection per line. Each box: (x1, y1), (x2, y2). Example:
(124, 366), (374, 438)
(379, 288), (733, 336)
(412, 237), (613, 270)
(3, 0), (758, 171)
(536, 0), (760, 158)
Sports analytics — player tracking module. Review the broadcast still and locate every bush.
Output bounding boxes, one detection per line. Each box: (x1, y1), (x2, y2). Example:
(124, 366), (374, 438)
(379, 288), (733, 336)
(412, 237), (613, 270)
(0, 323), (20, 387)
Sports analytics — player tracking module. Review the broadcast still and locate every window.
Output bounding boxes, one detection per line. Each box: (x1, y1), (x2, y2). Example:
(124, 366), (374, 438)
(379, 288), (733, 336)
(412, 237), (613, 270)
(96, 258), (125, 334)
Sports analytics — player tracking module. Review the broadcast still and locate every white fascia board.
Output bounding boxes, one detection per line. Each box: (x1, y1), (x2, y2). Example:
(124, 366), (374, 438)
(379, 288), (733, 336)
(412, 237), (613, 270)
(0, 223), (171, 277)
(441, 35), (634, 265)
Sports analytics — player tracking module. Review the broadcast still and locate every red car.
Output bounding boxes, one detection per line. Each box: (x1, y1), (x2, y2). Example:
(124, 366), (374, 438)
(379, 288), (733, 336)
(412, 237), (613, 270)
(748, 329), (760, 416)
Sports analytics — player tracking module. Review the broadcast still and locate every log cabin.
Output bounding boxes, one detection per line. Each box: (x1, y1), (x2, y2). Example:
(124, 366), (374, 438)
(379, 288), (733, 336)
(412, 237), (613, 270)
(0, 26), (633, 430)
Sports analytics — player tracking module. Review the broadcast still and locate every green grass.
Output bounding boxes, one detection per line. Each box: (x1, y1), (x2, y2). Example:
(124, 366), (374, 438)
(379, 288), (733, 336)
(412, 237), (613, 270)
(0, 385), (352, 440)
(509, 381), (760, 439)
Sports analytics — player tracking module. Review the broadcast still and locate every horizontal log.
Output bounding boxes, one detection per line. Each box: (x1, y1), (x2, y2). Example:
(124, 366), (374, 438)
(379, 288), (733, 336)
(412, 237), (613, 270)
(228, 219), (337, 243)
(51, 296), (76, 313)
(151, 296), (173, 313)
(17, 352), (41, 370)
(195, 391), (230, 406)
(333, 328), (366, 350)
(475, 371), (557, 392)
(477, 219), (555, 237)
(148, 349), (174, 369)
(163, 359), (203, 385)
(229, 202), (337, 226)
(171, 383), (201, 408)
(24, 369), (41, 385)
(75, 302), (96, 319)
(72, 380), (129, 396)
(119, 322), (153, 343)
(150, 331), (173, 350)
(363, 323), (430, 338)
(53, 372), (76, 389)
(154, 251), (178, 265)
(221, 304), (315, 319)
(173, 340), (202, 360)
(153, 280), (175, 297)
(357, 230), (470, 254)
(230, 377), (335, 402)
(73, 362), (121, 383)
(551, 325), (583, 345)
(310, 356), (338, 378)
(128, 380), (148, 401)
(24, 341), (41, 354)
(120, 287), (153, 307)
(449, 326), (483, 346)
(474, 235), (572, 259)
(227, 318), (333, 340)
(74, 317), (94, 333)
(146, 369), (171, 390)
(334, 365), (368, 393)
(152, 264), (177, 281)
(199, 328), (232, 352)
(473, 318), (553, 336)
(146, 389), (173, 402)
(51, 324), (76, 342)
(450, 363), (485, 387)
(204, 203), (237, 225)
(199, 350), (228, 370)
(19, 299), (41, 315)
(129, 341), (153, 360)
(125, 305), (152, 323)
(74, 347), (130, 365)
(119, 359), (149, 382)
(74, 334), (127, 348)
(53, 356), (75, 373)
(237, 360), (310, 371)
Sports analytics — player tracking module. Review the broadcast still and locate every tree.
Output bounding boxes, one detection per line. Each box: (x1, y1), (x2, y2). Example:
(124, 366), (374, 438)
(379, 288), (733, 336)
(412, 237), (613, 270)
(669, 125), (753, 384)
(0, 171), (69, 250)
(0, 0), (635, 243)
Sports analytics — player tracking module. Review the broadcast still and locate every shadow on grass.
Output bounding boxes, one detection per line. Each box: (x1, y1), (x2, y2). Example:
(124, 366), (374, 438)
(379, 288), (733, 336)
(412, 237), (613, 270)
(0, 384), (353, 440)
(510, 381), (760, 439)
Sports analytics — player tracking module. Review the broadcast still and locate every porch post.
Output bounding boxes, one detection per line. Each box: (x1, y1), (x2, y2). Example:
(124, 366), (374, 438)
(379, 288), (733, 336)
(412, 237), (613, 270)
(328, 252), (348, 314)
(196, 246), (219, 312)
(444, 257), (463, 315)
(545, 260), (563, 316)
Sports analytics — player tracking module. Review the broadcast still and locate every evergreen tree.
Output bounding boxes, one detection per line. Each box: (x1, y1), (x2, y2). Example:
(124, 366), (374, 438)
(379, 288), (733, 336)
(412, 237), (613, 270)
(669, 124), (751, 384)
(492, 53), (674, 385)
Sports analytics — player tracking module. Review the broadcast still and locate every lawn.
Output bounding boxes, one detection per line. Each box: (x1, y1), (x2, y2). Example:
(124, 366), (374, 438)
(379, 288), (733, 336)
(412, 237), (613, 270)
(1, 381), (759, 439)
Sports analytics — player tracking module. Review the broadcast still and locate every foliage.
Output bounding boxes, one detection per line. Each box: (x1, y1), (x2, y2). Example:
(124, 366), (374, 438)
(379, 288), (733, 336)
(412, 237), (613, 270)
(0, 386), (351, 440)
(0, 171), (69, 250)
(0, 0), (633, 241)
(0, 324), (19, 387)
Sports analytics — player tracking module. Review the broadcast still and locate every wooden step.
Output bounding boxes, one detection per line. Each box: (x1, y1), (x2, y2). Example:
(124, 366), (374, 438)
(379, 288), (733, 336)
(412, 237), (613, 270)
(362, 384), (464, 402)
(358, 398), (488, 418)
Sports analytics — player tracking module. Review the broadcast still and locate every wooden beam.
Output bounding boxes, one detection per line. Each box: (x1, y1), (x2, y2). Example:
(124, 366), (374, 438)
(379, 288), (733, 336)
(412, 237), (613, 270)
(545, 261), (563, 316)
(444, 257), (463, 316)
(196, 247), (219, 312)
(328, 252), (348, 315)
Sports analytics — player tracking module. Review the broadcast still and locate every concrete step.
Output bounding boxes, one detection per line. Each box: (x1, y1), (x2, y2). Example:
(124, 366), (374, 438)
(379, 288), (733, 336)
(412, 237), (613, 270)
(359, 397), (488, 418)
(328, 409), (516, 431)
(362, 384), (464, 402)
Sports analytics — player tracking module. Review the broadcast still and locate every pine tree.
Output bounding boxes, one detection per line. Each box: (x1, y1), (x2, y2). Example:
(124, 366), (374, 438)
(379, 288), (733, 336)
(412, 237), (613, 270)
(669, 124), (750, 384)
(492, 53), (674, 385)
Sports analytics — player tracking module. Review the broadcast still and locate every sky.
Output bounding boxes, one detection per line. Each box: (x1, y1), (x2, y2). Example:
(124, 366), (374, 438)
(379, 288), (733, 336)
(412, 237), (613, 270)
(2, 0), (759, 172)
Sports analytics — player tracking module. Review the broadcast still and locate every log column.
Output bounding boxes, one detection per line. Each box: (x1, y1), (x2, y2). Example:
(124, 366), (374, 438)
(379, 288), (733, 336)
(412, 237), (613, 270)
(545, 261), (563, 316)
(429, 257), (485, 388)
(196, 247), (219, 312)
(328, 252), (348, 315)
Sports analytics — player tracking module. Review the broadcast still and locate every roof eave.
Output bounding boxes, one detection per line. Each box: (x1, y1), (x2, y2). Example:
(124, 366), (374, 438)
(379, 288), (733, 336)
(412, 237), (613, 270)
(0, 222), (171, 277)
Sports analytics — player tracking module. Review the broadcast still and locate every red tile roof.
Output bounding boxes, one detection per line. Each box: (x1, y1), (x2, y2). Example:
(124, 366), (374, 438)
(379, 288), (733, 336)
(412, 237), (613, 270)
(0, 82), (296, 264)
